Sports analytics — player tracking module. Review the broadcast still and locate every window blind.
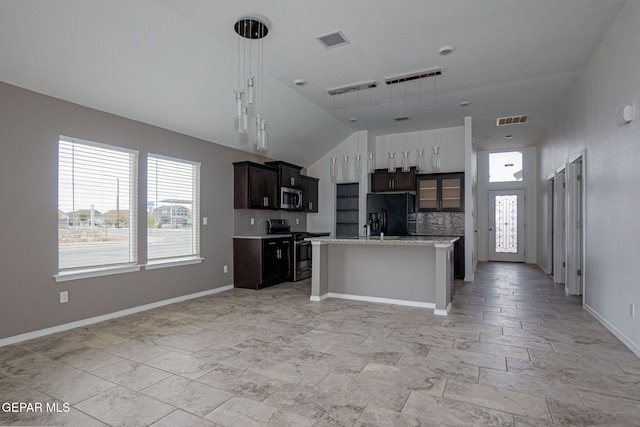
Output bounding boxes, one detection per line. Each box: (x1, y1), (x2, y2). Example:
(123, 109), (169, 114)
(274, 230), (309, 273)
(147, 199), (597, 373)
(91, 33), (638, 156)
(147, 154), (200, 262)
(58, 136), (138, 271)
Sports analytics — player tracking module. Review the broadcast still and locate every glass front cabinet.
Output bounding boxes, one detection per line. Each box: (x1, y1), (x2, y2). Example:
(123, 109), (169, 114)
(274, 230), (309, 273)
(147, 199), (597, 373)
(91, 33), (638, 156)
(417, 172), (464, 211)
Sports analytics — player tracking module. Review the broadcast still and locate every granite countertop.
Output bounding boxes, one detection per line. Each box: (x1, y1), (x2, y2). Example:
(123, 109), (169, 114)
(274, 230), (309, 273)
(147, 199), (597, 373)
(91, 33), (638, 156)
(306, 235), (458, 246)
(233, 234), (292, 239)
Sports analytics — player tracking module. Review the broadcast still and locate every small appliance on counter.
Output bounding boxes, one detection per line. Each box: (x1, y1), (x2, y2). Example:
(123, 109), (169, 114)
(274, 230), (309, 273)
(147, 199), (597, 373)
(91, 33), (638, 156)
(366, 192), (415, 237)
(266, 219), (330, 282)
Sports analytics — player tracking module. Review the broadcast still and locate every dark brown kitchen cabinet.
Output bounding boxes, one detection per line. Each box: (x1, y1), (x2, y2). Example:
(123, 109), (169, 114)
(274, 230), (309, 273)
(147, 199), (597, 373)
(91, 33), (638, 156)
(265, 161), (302, 188)
(417, 172), (464, 211)
(454, 236), (465, 280)
(299, 175), (319, 213)
(233, 161), (278, 210)
(233, 237), (291, 289)
(370, 168), (416, 192)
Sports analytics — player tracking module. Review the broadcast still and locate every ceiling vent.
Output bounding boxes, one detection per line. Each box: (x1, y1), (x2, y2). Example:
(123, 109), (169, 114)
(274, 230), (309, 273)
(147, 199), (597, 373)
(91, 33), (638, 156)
(394, 116), (410, 122)
(496, 115), (529, 126)
(385, 68), (442, 85)
(327, 81), (377, 96)
(315, 31), (350, 49)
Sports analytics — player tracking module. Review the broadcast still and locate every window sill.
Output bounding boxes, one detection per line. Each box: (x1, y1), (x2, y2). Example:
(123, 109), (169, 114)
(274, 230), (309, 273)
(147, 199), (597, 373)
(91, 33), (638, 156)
(145, 257), (204, 270)
(54, 264), (142, 282)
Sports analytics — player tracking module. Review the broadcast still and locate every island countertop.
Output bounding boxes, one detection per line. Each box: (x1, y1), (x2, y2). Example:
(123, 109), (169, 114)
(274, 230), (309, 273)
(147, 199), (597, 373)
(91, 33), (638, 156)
(306, 235), (458, 246)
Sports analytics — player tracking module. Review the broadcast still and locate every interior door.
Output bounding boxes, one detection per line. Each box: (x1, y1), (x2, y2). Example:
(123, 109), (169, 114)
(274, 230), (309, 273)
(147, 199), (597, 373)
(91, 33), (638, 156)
(565, 161), (583, 295)
(488, 190), (525, 262)
(553, 170), (566, 284)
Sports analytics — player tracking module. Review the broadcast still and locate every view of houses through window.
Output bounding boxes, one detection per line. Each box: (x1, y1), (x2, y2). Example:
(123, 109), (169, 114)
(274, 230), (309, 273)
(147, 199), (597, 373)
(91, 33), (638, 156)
(147, 154), (200, 261)
(58, 137), (200, 273)
(58, 136), (138, 271)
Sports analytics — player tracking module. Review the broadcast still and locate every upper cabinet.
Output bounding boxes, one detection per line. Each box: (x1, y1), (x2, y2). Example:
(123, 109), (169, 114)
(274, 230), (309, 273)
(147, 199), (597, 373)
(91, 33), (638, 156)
(417, 172), (464, 211)
(370, 168), (416, 192)
(233, 161), (279, 209)
(299, 175), (319, 213)
(265, 161), (302, 188)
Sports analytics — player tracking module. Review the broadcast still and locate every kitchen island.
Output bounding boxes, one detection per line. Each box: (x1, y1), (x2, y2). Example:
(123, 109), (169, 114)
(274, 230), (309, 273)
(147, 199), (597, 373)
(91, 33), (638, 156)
(307, 236), (458, 315)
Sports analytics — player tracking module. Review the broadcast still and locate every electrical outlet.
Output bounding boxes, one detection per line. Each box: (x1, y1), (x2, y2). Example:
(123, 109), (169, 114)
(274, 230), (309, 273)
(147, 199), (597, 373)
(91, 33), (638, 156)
(202, 217), (208, 225)
(60, 291), (68, 304)
(631, 304), (635, 318)
(250, 218), (255, 225)
(296, 218), (300, 225)
(223, 265), (228, 273)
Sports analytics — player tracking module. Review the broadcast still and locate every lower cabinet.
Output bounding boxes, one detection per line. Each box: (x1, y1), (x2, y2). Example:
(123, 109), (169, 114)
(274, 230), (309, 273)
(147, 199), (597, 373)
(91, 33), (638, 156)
(454, 237), (465, 280)
(233, 237), (292, 289)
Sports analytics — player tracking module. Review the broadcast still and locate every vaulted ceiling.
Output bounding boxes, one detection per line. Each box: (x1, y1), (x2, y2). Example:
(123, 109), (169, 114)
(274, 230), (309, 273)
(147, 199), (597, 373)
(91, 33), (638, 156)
(0, 0), (626, 166)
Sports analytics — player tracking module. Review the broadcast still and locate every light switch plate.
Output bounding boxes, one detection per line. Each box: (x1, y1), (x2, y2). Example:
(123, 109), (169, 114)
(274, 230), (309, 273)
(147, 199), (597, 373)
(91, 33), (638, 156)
(60, 291), (68, 303)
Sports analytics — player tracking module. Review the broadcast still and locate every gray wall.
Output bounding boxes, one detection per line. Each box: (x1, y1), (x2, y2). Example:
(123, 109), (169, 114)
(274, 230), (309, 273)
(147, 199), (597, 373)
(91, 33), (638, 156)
(0, 82), (269, 340)
(537, 3), (640, 354)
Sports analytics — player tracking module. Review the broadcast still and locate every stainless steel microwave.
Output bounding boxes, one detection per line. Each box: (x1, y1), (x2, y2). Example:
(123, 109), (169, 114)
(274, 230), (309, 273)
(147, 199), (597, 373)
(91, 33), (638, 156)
(281, 186), (303, 210)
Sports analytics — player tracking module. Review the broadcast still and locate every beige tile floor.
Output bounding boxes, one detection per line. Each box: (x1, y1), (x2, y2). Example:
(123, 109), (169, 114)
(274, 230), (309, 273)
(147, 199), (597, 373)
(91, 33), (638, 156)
(1, 262), (640, 426)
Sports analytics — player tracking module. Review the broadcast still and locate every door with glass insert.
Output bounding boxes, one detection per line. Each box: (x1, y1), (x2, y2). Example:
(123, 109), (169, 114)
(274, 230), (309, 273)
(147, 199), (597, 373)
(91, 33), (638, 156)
(489, 190), (525, 262)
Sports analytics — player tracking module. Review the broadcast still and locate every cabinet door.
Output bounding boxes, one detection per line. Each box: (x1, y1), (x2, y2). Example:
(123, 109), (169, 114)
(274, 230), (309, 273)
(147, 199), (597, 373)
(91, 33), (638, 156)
(263, 168), (279, 209)
(262, 240), (281, 284)
(300, 176), (319, 212)
(371, 170), (391, 192)
(248, 167), (267, 208)
(441, 175), (463, 211)
(392, 169), (416, 191)
(418, 177), (439, 210)
(277, 239), (292, 280)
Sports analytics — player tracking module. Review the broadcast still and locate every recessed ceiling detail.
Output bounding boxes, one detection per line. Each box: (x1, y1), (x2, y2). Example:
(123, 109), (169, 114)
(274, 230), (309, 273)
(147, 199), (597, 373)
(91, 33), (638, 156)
(327, 81), (377, 96)
(496, 114), (529, 126)
(384, 68), (442, 85)
(315, 31), (350, 49)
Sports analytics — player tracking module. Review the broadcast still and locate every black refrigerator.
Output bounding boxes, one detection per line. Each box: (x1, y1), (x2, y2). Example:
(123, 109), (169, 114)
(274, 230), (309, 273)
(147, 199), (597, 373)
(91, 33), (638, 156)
(366, 192), (415, 237)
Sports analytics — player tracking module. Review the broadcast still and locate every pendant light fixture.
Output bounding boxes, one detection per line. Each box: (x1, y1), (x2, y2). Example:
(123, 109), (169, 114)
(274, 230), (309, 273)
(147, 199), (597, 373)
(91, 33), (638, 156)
(431, 74), (441, 171)
(234, 17), (269, 151)
(367, 88), (376, 173)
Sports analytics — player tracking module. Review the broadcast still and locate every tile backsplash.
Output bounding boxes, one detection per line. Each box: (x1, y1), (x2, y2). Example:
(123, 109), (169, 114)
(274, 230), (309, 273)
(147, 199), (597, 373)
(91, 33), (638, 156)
(234, 209), (307, 236)
(408, 212), (465, 236)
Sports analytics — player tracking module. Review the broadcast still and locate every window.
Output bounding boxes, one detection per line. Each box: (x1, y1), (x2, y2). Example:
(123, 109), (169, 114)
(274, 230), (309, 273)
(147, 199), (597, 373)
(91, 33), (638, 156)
(489, 151), (523, 183)
(57, 136), (138, 275)
(147, 154), (200, 265)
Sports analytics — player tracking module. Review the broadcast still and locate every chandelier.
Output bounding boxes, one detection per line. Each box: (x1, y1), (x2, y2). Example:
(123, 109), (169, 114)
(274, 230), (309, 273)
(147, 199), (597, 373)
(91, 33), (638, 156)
(234, 17), (269, 151)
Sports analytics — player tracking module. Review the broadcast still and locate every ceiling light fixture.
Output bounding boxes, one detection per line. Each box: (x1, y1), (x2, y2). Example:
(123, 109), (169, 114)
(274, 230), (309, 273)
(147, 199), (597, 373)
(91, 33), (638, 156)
(294, 79), (307, 87)
(505, 134), (513, 140)
(234, 16), (269, 151)
(438, 45), (455, 55)
(460, 100), (471, 107)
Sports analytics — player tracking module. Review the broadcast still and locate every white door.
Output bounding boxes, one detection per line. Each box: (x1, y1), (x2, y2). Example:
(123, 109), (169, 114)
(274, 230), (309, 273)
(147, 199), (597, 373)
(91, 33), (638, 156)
(489, 190), (525, 262)
(565, 161), (583, 295)
(553, 171), (566, 284)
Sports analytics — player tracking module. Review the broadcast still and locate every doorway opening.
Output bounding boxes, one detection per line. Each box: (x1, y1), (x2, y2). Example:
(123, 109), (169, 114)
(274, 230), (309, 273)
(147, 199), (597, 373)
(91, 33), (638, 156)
(336, 183), (359, 237)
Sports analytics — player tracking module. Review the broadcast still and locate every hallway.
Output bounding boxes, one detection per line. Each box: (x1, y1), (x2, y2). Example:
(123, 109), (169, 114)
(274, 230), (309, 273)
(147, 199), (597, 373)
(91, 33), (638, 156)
(1, 262), (639, 426)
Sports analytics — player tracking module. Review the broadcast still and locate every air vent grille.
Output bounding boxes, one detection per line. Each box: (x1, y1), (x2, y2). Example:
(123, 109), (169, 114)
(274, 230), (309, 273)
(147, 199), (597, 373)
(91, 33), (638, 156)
(496, 115), (529, 126)
(385, 68), (442, 85)
(327, 81), (377, 96)
(315, 31), (350, 49)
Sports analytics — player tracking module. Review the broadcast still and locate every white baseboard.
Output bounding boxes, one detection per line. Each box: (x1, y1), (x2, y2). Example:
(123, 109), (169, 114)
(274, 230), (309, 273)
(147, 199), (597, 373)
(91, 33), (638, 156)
(312, 292), (443, 313)
(584, 303), (640, 359)
(0, 285), (234, 347)
(434, 303), (452, 316)
(309, 294), (329, 302)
